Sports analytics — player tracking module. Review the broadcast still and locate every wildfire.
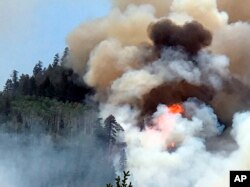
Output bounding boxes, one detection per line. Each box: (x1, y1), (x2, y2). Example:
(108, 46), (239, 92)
(166, 104), (184, 152)
(153, 103), (184, 131)
(168, 103), (184, 114)
(147, 103), (184, 152)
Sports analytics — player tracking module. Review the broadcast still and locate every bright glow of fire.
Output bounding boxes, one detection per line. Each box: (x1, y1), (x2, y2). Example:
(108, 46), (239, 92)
(168, 103), (184, 114)
(153, 103), (184, 133)
(152, 104), (184, 151)
(144, 103), (184, 152)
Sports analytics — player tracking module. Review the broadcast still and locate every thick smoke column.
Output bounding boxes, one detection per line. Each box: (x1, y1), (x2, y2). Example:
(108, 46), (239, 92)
(148, 19), (212, 54)
(66, 0), (250, 186)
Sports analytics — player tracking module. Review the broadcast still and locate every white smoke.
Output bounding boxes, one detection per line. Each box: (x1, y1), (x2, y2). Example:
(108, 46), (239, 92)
(114, 101), (249, 187)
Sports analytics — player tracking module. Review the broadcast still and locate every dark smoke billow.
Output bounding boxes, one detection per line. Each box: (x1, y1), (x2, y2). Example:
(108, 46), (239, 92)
(148, 19), (212, 54)
(141, 81), (214, 117)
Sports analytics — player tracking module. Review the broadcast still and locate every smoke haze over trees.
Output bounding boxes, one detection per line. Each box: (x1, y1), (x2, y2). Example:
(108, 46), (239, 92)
(0, 47), (124, 187)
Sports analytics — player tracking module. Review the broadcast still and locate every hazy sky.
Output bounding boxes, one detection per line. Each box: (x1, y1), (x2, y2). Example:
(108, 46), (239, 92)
(0, 0), (111, 90)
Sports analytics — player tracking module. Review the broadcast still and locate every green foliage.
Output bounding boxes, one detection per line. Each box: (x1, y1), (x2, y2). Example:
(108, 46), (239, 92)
(18, 74), (30, 95)
(4, 79), (13, 95)
(53, 53), (59, 67)
(33, 61), (43, 76)
(0, 94), (90, 134)
(2, 47), (93, 102)
(0, 94), (11, 118)
(0, 47), (120, 185)
(95, 115), (124, 154)
(106, 171), (133, 187)
(61, 47), (69, 66)
(11, 70), (19, 90)
(104, 115), (124, 144)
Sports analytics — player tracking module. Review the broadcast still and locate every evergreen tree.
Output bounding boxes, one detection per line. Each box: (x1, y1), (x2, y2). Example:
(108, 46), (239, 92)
(61, 47), (69, 65)
(4, 79), (13, 94)
(106, 171), (133, 187)
(53, 53), (59, 67)
(18, 74), (30, 95)
(104, 115), (124, 154)
(11, 70), (19, 90)
(2, 51), (93, 101)
(33, 61), (43, 76)
(29, 76), (37, 95)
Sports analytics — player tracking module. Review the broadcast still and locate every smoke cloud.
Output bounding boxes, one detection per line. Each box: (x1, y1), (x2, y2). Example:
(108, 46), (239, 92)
(169, 0), (228, 31)
(66, 0), (250, 186)
(67, 4), (156, 74)
(211, 22), (250, 86)
(148, 19), (212, 54)
(218, 0), (250, 22)
(124, 105), (250, 187)
(112, 0), (172, 17)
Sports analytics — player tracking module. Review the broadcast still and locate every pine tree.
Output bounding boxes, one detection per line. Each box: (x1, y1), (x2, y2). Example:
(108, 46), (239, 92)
(18, 74), (30, 95)
(104, 115), (124, 154)
(106, 171), (133, 187)
(11, 70), (19, 91)
(53, 53), (59, 67)
(4, 79), (13, 95)
(61, 47), (69, 65)
(29, 76), (37, 95)
(33, 61), (43, 76)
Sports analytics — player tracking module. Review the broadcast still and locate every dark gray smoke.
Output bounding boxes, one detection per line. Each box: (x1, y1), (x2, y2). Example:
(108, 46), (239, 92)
(148, 19), (212, 54)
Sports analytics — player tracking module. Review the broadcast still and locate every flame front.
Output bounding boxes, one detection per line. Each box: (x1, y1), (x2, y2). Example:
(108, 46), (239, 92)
(154, 103), (184, 135)
(168, 103), (184, 114)
(148, 103), (185, 151)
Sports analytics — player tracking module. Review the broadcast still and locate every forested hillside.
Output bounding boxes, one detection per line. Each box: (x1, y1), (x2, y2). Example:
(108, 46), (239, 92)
(0, 48), (125, 187)
(0, 48), (94, 133)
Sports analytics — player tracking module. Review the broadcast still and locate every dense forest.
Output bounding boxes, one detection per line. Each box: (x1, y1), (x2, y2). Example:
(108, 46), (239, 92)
(0, 47), (94, 133)
(0, 47), (127, 187)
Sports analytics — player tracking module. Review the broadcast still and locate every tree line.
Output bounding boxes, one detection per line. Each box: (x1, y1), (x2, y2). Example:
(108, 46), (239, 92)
(0, 47), (94, 135)
(2, 47), (93, 102)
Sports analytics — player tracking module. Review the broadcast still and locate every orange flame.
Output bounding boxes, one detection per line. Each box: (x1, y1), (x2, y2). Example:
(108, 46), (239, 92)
(168, 103), (184, 114)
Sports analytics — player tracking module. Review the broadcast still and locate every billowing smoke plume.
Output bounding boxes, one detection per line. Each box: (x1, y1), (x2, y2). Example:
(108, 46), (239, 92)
(67, 5), (156, 74)
(66, 0), (250, 186)
(148, 19), (212, 54)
